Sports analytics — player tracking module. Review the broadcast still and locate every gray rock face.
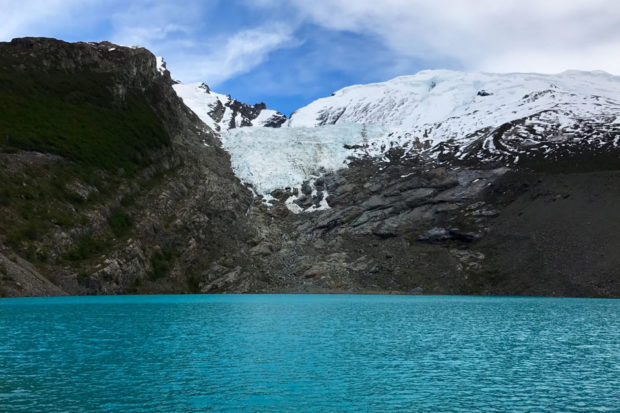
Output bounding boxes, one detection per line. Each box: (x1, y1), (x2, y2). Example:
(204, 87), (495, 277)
(225, 100), (287, 129)
(0, 38), (261, 297)
(251, 145), (620, 297)
(1, 38), (619, 298)
(0, 250), (66, 297)
(200, 266), (251, 293)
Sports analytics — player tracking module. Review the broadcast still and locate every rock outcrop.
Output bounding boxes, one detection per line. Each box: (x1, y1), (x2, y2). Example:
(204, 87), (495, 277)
(1, 38), (619, 298)
(0, 38), (263, 296)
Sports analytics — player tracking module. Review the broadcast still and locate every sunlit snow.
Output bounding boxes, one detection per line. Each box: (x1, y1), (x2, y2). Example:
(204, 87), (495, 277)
(173, 82), (286, 133)
(289, 70), (620, 148)
(173, 83), (228, 132)
(155, 57), (166, 75)
(174, 69), (620, 201)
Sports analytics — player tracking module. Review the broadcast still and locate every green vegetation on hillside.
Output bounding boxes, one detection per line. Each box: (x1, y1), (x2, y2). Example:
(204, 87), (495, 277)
(0, 69), (169, 172)
(1, 164), (89, 248)
(148, 248), (178, 280)
(0, 63), (173, 267)
(108, 208), (133, 238)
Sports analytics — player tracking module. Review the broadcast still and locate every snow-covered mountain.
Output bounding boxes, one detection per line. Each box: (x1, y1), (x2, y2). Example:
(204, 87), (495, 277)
(288, 70), (620, 162)
(4, 39), (620, 297)
(174, 70), (620, 202)
(173, 82), (286, 132)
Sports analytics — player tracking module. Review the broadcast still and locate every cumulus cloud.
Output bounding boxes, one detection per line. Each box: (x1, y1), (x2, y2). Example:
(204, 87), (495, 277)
(262, 0), (620, 74)
(106, 1), (296, 85)
(1, 0), (617, 101)
(108, 0), (203, 48)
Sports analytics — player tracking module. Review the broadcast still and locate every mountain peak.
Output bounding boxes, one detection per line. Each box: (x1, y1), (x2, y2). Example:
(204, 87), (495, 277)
(173, 82), (286, 132)
(289, 69), (620, 128)
(177, 69), (620, 201)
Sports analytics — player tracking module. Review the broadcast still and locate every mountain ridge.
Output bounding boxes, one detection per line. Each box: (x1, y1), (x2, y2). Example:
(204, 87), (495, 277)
(286, 69), (620, 166)
(0, 37), (619, 298)
(176, 69), (620, 211)
(172, 82), (287, 132)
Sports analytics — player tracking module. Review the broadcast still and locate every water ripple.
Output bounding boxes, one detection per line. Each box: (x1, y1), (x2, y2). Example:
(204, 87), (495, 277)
(0, 295), (618, 412)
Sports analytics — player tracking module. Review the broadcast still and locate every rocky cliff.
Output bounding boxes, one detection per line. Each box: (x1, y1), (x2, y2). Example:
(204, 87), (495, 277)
(1, 38), (618, 297)
(0, 38), (264, 296)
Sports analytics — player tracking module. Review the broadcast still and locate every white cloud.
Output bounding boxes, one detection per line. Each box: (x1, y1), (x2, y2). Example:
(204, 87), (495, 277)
(2, 0), (617, 93)
(481, 42), (620, 75)
(108, 1), (202, 48)
(112, 24), (192, 49)
(269, 0), (620, 74)
(166, 24), (296, 85)
(107, 2), (295, 85)
(0, 0), (294, 85)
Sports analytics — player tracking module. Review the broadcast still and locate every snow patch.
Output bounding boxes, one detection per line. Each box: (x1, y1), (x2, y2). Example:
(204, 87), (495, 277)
(173, 82), (230, 132)
(289, 70), (620, 152)
(173, 82), (281, 132)
(306, 189), (330, 212)
(155, 56), (166, 75)
(285, 191), (303, 213)
(252, 109), (282, 126)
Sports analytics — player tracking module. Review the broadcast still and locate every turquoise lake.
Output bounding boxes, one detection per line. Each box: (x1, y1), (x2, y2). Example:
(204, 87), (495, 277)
(0, 294), (618, 412)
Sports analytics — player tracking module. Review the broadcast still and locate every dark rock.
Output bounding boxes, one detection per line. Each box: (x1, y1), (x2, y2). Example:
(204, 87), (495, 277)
(417, 227), (481, 243)
(301, 181), (313, 195)
(294, 195), (314, 209)
(262, 113), (287, 128)
(471, 209), (499, 217)
(2, 37), (620, 299)
(362, 195), (390, 211)
(314, 177), (325, 190)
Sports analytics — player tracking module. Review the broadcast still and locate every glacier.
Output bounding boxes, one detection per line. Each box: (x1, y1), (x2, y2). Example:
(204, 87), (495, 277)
(173, 69), (620, 202)
(220, 124), (386, 196)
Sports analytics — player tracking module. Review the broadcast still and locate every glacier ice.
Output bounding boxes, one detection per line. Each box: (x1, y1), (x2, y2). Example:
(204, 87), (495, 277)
(173, 69), (620, 200)
(220, 124), (386, 195)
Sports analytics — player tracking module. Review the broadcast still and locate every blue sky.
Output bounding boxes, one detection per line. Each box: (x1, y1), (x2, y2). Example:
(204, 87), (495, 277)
(3, 0), (619, 115)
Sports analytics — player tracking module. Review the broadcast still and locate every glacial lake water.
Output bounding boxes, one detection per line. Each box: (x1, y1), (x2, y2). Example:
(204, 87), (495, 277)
(0, 295), (618, 412)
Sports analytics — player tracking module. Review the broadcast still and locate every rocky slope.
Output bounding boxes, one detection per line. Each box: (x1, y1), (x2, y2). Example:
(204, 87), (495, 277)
(0, 38), (267, 297)
(1, 38), (619, 297)
(179, 69), (620, 297)
(173, 82), (286, 132)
